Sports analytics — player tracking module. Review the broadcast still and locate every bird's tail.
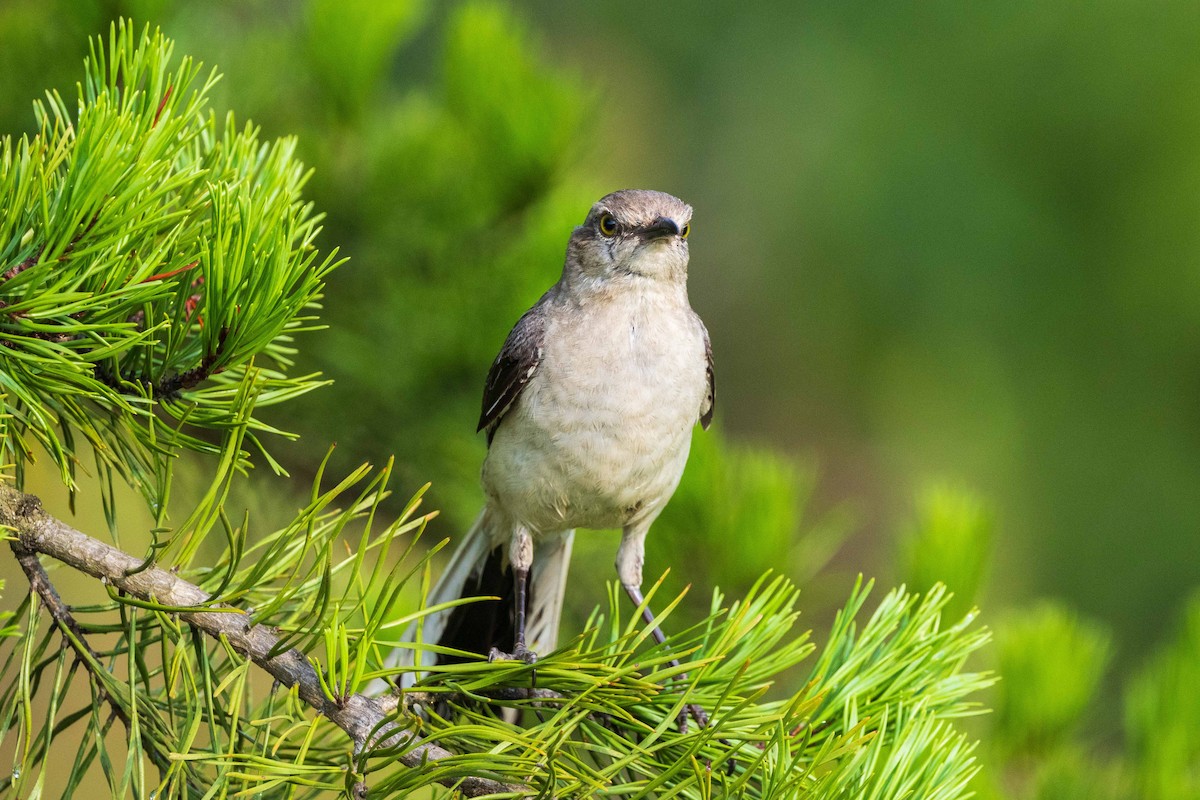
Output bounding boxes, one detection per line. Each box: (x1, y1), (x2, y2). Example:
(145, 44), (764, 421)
(372, 508), (574, 692)
(525, 528), (575, 655)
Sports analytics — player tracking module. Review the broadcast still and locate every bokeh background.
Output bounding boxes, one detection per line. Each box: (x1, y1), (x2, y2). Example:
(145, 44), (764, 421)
(2, 1), (1198, 797)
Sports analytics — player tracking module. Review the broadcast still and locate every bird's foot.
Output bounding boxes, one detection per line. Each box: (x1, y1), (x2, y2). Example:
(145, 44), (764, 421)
(489, 643), (539, 693)
(487, 644), (538, 665)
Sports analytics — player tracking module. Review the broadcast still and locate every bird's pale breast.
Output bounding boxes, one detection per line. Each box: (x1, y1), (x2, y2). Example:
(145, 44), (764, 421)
(482, 285), (707, 534)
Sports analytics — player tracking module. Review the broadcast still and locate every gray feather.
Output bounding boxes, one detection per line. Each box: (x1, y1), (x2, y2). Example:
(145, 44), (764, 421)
(700, 320), (715, 430)
(478, 292), (550, 444)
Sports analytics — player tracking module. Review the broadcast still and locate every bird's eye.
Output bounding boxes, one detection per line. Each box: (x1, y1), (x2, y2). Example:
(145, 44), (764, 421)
(680, 223), (691, 240)
(598, 213), (618, 237)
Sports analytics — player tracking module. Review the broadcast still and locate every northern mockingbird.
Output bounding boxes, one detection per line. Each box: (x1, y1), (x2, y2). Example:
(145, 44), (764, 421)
(390, 189), (713, 713)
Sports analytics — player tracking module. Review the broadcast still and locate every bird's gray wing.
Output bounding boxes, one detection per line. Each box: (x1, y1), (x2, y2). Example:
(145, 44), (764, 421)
(477, 295), (548, 445)
(700, 322), (715, 430)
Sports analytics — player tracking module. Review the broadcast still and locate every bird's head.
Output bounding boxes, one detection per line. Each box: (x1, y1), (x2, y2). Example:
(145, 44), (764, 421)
(565, 189), (693, 286)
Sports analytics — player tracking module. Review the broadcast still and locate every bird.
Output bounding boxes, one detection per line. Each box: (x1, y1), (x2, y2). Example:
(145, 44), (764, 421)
(386, 189), (713, 712)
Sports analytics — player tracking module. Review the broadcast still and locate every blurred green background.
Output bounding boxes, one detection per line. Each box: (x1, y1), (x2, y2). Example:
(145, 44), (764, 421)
(2, 0), (1198, 796)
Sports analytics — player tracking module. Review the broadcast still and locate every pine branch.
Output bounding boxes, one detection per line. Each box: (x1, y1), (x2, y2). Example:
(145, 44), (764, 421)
(0, 484), (525, 798)
(93, 324), (230, 398)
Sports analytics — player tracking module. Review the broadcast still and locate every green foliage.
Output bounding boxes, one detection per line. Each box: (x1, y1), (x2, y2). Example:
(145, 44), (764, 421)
(886, 480), (1200, 800)
(0, 20), (339, 506)
(384, 577), (990, 798)
(442, 3), (587, 197)
(1125, 590), (1200, 800)
(1029, 750), (1131, 800)
(899, 483), (993, 621)
(991, 602), (1111, 755)
(304, 0), (426, 120)
(891, 484), (1200, 800)
(971, 590), (1200, 800)
(812, 706), (979, 800)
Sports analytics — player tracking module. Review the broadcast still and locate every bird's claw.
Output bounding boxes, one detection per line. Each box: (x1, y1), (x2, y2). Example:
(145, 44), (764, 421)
(487, 644), (538, 665)
(488, 644), (540, 692)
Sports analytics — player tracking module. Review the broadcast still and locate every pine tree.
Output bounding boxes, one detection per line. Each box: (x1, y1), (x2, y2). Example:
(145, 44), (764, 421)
(0, 23), (992, 798)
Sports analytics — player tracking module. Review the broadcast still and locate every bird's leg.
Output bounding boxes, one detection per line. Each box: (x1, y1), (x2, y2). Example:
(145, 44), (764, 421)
(513, 562), (530, 655)
(617, 524), (709, 732)
(488, 525), (538, 666)
(510, 525), (535, 662)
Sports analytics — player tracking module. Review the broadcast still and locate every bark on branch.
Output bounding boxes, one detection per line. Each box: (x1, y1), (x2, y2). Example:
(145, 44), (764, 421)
(0, 485), (526, 798)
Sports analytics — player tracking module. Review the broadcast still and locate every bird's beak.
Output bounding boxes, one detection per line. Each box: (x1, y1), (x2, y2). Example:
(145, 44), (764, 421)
(641, 216), (680, 240)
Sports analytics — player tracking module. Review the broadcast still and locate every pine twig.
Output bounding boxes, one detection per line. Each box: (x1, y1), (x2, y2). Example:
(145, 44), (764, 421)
(0, 486), (527, 798)
(94, 325), (229, 399)
(9, 541), (132, 733)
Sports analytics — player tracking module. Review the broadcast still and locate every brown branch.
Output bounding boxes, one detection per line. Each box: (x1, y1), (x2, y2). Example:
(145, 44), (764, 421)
(156, 346), (221, 395)
(0, 486), (527, 798)
(10, 542), (132, 733)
